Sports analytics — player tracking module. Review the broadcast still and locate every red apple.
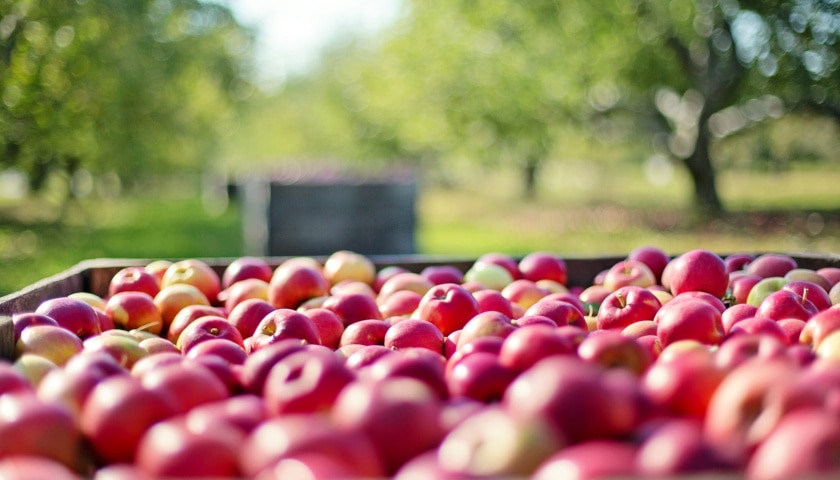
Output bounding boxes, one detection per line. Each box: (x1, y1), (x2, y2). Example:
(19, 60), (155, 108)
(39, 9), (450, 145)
(534, 439), (638, 480)
(238, 339), (309, 395)
(655, 299), (725, 347)
(80, 374), (179, 464)
(421, 265), (465, 285)
(339, 319), (390, 347)
(0, 360), (35, 395)
(145, 259), (173, 285)
(416, 283), (480, 336)
(602, 259), (657, 291)
(472, 289), (515, 317)
(0, 392), (82, 471)
(666, 249), (728, 299)
(524, 299), (587, 330)
(778, 318), (807, 345)
(714, 333), (787, 371)
(455, 311), (516, 349)
(139, 361), (229, 415)
(730, 273), (763, 305)
(109, 266), (161, 299)
(721, 303), (759, 333)
(518, 252), (567, 285)
(105, 291), (163, 336)
(384, 318), (445, 353)
(184, 337), (248, 365)
(596, 285), (662, 331)
(15, 325), (83, 367)
(268, 262), (330, 309)
(222, 256), (273, 289)
(177, 315), (244, 354)
(301, 307), (345, 350)
(746, 253), (798, 278)
(218, 277), (269, 312)
(377, 289), (423, 318)
(263, 347), (356, 415)
(344, 344), (395, 370)
(249, 309), (319, 351)
(11, 312), (59, 344)
(577, 330), (652, 376)
(323, 292), (384, 326)
(0, 456), (84, 480)
(724, 252), (755, 274)
(161, 259), (222, 304)
(727, 316), (789, 345)
(500, 279), (548, 309)
(642, 346), (727, 418)
(35, 296), (101, 339)
(817, 267), (840, 288)
(636, 417), (735, 476)
(446, 351), (518, 402)
(153, 283), (210, 333)
(224, 298), (273, 340)
(801, 306), (840, 349)
(628, 245), (670, 282)
(621, 320), (658, 338)
(782, 279), (832, 311)
(377, 272), (435, 302)
(784, 268), (833, 291)
(166, 304), (226, 344)
(475, 252), (522, 280)
(756, 288), (819, 322)
(363, 348), (448, 400)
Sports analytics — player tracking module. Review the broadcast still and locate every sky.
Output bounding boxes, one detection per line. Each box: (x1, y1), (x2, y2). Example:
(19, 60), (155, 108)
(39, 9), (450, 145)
(222, 0), (404, 89)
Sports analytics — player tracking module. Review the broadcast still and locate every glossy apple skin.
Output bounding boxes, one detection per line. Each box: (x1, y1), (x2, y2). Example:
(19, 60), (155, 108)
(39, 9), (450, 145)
(602, 259), (657, 291)
(384, 318), (445, 353)
(476, 252), (522, 280)
(109, 266), (161, 299)
(238, 339), (309, 396)
(161, 259), (222, 305)
(455, 311), (516, 350)
(222, 256), (273, 289)
(226, 299), (275, 341)
(445, 351), (518, 402)
(363, 348), (449, 401)
(323, 292), (384, 326)
(15, 324), (84, 367)
(105, 291), (163, 336)
(249, 309), (319, 351)
(782, 280), (832, 311)
(746, 253), (798, 278)
(263, 348), (356, 415)
(518, 252), (567, 285)
(534, 439), (638, 480)
(139, 362), (230, 415)
(801, 306), (840, 349)
(596, 285), (662, 331)
(577, 330), (652, 376)
(177, 316), (245, 354)
(655, 299), (725, 347)
(666, 249), (728, 299)
(268, 263), (330, 310)
(636, 417), (736, 477)
(421, 265), (465, 285)
(339, 319), (390, 347)
(756, 289), (819, 322)
(35, 297), (101, 339)
(642, 347), (726, 419)
(629, 245), (671, 282)
(416, 283), (480, 336)
(729, 273), (763, 305)
(153, 284), (211, 334)
(524, 299), (587, 330)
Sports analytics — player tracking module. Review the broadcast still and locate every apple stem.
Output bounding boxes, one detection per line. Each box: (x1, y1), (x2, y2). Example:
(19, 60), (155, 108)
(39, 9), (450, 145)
(616, 291), (626, 308)
(801, 287), (809, 305)
(132, 321), (161, 333)
(624, 261), (631, 275)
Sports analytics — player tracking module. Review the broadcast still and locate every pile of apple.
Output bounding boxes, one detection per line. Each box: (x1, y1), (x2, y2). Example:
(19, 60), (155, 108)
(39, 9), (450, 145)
(3, 248), (840, 480)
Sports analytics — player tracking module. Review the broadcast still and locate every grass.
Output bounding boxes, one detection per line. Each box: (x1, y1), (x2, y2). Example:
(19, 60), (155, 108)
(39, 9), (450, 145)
(1, 163), (839, 297)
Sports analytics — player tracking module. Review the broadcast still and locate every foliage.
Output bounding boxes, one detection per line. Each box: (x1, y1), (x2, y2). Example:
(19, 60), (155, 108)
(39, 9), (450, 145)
(0, 0), (255, 192)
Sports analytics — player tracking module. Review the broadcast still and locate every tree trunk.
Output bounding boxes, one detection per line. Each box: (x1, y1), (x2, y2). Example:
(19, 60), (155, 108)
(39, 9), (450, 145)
(684, 120), (723, 215)
(523, 157), (539, 200)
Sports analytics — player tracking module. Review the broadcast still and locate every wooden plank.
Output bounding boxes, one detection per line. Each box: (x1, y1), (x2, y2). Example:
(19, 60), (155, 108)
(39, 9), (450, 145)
(0, 316), (13, 362)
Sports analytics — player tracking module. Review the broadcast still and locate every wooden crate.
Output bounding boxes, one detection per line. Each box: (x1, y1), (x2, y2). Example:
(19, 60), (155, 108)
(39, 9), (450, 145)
(2, 252), (839, 361)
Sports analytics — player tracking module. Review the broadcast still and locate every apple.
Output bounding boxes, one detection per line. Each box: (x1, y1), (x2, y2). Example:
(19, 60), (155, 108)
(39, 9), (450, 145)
(421, 265), (465, 285)
(784, 268), (832, 291)
(636, 417), (735, 476)
(248, 309), (319, 351)
(755, 288), (819, 322)
(12, 353), (58, 387)
(446, 336), (505, 374)
(323, 250), (376, 286)
(177, 315), (245, 354)
(504, 356), (636, 444)
(16, 325), (84, 366)
(344, 344), (395, 370)
(330, 279), (377, 299)
(377, 272), (435, 302)
(817, 267), (840, 288)
(446, 351), (518, 402)
(518, 252), (567, 285)
(139, 361), (229, 415)
(524, 299), (587, 329)
(105, 291), (163, 336)
(240, 413), (386, 480)
(746, 408), (840, 480)
(109, 266), (161, 299)
(801, 306), (840, 349)
(655, 298), (725, 347)
(268, 262), (330, 309)
(0, 456), (84, 480)
(185, 394), (267, 437)
(145, 259), (173, 285)
(782, 279), (832, 311)
(455, 311), (516, 349)
(628, 245), (671, 282)
(165, 304), (226, 344)
(415, 283), (480, 336)
(577, 330), (652, 376)
(11, 312), (59, 343)
(471, 289), (515, 317)
(596, 285), (662, 331)
(83, 332), (149, 369)
(621, 319), (657, 338)
(384, 318), (445, 353)
(668, 291), (727, 313)
(778, 318), (807, 345)
(714, 333), (787, 371)
(238, 339), (309, 395)
(218, 278), (269, 312)
(746, 253), (798, 278)
(0, 392), (82, 471)
(68, 291), (108, 311)
(221, 256), (273, 289)
(331, 377), (446, 474)
(224, 298), (274, 341)
(463, 262), (514, 290)
(161, 259), (221, 304)
(184, 337), (248, 364)
(533, 439), (638, 480)
(301, 307), (345, 350)
(729, 273), (763, 305)
(500, 279), (548, 309)
(721, 303), (758, 333)
(34, 296), (101, 339)
(438, 405), (564, 478)
(642, 346), (727, 418)
(746, 276), (789, 306)
(323, 291), (384, 326)
(363, 348), (449, 400)
(378, 289), (423, 318)
(541, 292), (587, 315)
(832, 281), (840, 305)
(602, 259), (657, 291)
(80, 374), (180, 464)
(263, 347), (356, 415)
(339, 319), (390, 347)
(665, 249), (728, 299)
(727, 316), (790, 345)
(475, 252), (522, 280)
(0, 360), (35, 395)
(724, 252), (755, 274)
(153, 283), (210, 333)
(36, 361), (116, 421)
(135, 416), (242, 479)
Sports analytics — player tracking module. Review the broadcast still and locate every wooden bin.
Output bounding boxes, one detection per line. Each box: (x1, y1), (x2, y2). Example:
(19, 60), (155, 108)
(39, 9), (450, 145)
(2, 252), (840, 361)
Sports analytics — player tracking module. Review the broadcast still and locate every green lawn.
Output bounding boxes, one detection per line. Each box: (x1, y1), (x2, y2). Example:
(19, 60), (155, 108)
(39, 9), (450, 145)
(1, 164), (839, 297)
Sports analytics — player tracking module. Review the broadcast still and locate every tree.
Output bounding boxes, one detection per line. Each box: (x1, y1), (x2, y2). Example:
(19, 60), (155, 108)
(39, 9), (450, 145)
(0, 0), (254, 193)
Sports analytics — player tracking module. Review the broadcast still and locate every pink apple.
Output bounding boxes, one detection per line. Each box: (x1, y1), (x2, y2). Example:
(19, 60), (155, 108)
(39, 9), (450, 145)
(15, 325), (83, 366)
(378, 289), (423, 318)
(363, 348), (448, 400)
(0, 392), (82, 471)
(339, 319), (390, 347)
(373, 265), (408, 292)
(35, 296), (101, 339)
(621, 319), (658, 338)
(641, 347), (727, 418)
(421, 265), (465, 285)
(714, 333), (787, 371)
(83, 333), (148, 369)
(455, 311), (516, 349)
(524, 299), (587, 329)
(165, 303), (226, 344)
(221, 256), (273, 289)
(666, 249), (728, 298)
(778, 318), (807, 345)
(446, 351), (518, 402)
(323, 292), (384, 326)
(176, 315), (244, 354)
(263, 347), (356, 415)
(500, 279), (548, 309)
(724, 252), (755, 274)
(344, 344), (395, 370)
(11, 312), (59, 343)
(782, 279), (832, 311)
(153, 283), (210, 333)
(238, 339), (309, 395)
(109, 266), (161, 299)
(249, 309), (319, 351)
(139, 361), (229, 415)
(184, 337), (247, 365)
(472, 289), (515, 317)
(0, 360), (35, 395)
(0, 456), (83, 480)
(746, 253), (798, 278)
(817, 267), (840, 288)
(475, 252), (522, 280)
(596, 285), (662, 331)
(224, 298), (274, 340)
(655, 299), (725, 347)
(801, 306), (840, 349)
(301, 307), (345, 350)
(784, 268), (833, 292)
(267, 262), (330, 309)
(721, 303), (758, 333)
(729, 273), (763, 305)
(756, 288), (819, 321)
(534, 439), (638, 480)
(384, 318), (445, 353)
(628, 245), (670, 282)
(376, 272), (435, 302)
(727, 316), (789, 345)
(105, 291), (163, 336)
(577, 329), (652, 376)
(416, 283), (480, 336)
(185, 394), (267, 436)
(463, 262), (514, 291)
(218, 278), (269, 312)
(636, 417), (736, 476)
(602, 259), (657, 291)
(518, 252), (567, 285)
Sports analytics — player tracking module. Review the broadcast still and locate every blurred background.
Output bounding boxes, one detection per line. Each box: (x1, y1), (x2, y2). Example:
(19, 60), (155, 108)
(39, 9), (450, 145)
(1, 0), (839, 295)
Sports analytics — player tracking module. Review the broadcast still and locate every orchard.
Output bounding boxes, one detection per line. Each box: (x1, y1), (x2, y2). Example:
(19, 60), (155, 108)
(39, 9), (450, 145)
(2, 248), (840, 479)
